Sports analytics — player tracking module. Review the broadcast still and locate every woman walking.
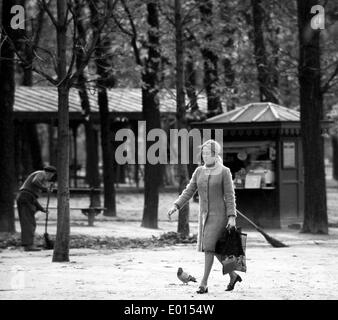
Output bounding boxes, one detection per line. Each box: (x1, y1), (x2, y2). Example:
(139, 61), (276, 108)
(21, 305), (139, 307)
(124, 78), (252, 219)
(167, 139), (242, 293)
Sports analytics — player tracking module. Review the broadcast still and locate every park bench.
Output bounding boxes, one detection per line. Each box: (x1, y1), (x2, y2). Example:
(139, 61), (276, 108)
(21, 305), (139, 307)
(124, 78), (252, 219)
(79, 207), (106, 226)
(47, 187), (106, 226)
(69, 187), (106, 226)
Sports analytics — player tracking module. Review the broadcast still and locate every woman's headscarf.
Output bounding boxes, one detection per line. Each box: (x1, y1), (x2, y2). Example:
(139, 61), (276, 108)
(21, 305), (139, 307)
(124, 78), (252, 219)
(198, 139), (223, 165)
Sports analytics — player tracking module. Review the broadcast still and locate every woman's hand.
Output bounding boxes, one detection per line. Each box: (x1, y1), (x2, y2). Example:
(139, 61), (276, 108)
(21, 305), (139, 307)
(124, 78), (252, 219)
(167, 205), (178, 220)
(226, 216), (236, 229)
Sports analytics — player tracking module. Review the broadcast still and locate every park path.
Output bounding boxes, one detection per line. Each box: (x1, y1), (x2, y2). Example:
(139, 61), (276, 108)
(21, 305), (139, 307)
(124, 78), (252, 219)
(1, 228), (338, 300)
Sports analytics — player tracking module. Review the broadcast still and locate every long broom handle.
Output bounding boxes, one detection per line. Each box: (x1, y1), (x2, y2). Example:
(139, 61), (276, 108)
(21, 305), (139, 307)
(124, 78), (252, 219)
(236, 209), (262, 231)
(172, 194), (258, 230)
(173, 185), (263, 232)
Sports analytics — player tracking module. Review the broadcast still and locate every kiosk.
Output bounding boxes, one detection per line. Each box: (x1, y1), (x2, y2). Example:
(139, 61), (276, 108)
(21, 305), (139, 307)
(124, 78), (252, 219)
(192, 102), (331, 228)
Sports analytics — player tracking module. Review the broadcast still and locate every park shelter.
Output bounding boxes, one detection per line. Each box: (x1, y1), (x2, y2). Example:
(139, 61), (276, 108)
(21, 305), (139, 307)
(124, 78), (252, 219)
(13, 86), (208, 187)
(191, 102), (332, 228)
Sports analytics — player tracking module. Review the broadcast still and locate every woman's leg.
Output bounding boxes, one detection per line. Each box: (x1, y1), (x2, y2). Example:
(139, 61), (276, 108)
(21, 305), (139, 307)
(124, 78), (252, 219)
(200, 252), (214, 287)
(229, 271), (238, 280)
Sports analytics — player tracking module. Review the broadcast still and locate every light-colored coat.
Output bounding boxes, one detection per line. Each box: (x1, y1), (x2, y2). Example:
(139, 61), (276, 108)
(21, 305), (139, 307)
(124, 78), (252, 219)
(174, 161), (236, 252)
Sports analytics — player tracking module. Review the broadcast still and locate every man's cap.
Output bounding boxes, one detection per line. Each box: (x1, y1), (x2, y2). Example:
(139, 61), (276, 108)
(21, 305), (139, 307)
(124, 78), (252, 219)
(43, 165), (57, 173)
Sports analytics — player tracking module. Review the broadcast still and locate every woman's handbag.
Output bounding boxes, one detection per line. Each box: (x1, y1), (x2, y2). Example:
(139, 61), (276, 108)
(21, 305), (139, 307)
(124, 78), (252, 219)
(215, 227), (247, 274)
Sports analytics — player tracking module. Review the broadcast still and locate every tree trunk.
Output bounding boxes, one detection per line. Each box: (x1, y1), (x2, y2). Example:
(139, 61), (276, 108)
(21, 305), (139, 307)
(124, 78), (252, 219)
(218, 1), (237, 111)
(332, 134), (338, 181)
(0, 0), (17, 233)
(20, 0), (44, 171)
(197, 0), (222, 118)
(53, 0), (70, 262)
(14, 122), (22, 186)
(26, 124), (43, 170)
(175, 0), (190, 236)
(141, 1), (162, 229)
(22, 35), (34, 87)
(53, 85), (70, 261)
(98, 87), (116, 216)
(185, 55), (199, 113)
(263, 2), (280, 99)
(22, 49), (43, 172)
(89, 1), (116, 216)
(222, 58), (236, 111)
(75, 0), (100, 206)
(48, 123), (57, 166)
(297, 0), (328, 234)
(20, 123), (34, 177)
(141, 89), (162, 229)
(251, 0), (279, 103)
(84, 125), (100, 206)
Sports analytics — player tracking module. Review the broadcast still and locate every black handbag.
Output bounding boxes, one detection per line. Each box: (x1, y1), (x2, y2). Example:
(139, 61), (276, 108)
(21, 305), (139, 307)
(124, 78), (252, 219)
(215, 227), (247, 274)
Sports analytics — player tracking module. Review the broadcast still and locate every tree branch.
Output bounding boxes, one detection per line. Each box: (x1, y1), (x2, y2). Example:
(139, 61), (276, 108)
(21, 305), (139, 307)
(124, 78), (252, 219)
(65, 1), (79, 80)
(322, 61), (338, 94)
(33, 45), (58, 72)
(70, 0), (119, 83)
(111, 12), (133, 36)
(181, 2), (201, 26)
(39, 0), (58, 28)
(120, 0), (142, 65)
(32, 2), (46, 49)
(32, 66), (58, 85)
(158, 1), (175, 27)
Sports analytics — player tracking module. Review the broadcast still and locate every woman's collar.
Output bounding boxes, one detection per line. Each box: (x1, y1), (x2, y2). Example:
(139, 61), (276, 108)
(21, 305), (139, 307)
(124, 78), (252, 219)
(203, 160), (221, 169)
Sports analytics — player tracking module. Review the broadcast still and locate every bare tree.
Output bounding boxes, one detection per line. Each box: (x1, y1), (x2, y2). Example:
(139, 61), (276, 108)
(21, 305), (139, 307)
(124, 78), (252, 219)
(140, 1), (162, 229)
(7, 0), (113, 261)
(175, 0), (190, 236)
(89, 0), (117, 216)
(113, 0), (162, 228)
(51, 0), (72, 262)
(0, 0), (23, 232)
(74, 0), (100, 207)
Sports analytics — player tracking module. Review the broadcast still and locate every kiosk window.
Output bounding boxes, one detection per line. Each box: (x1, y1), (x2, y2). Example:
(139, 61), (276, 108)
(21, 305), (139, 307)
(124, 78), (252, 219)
(283, 141), (296, 168)
(223, 141), (276, 188)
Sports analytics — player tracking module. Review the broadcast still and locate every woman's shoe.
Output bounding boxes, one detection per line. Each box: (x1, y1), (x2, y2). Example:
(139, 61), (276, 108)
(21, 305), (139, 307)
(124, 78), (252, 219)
(225, 275), (242, 291)
(196, 286), (208, 294)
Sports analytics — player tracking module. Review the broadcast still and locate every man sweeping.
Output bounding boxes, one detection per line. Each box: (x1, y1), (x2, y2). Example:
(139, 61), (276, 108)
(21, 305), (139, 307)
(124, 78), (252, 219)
(16, 165), (57, 251)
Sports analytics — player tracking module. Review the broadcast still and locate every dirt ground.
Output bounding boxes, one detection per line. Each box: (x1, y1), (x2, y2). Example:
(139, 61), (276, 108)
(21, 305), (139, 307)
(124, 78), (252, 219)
(1, 229), (338, 300)
(0, 177), (338, 300)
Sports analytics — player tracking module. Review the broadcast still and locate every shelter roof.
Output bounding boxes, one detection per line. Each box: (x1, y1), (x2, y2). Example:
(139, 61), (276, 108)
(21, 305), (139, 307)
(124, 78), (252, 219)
(14, 86), (209, 121)
(204, 102), (300, 123)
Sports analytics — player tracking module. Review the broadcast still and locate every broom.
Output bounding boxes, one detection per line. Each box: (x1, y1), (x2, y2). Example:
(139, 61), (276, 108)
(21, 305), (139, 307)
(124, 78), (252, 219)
(43, 184), (54, 250)
(236, 209), (288, 248)
(168, 185), (288, 248)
